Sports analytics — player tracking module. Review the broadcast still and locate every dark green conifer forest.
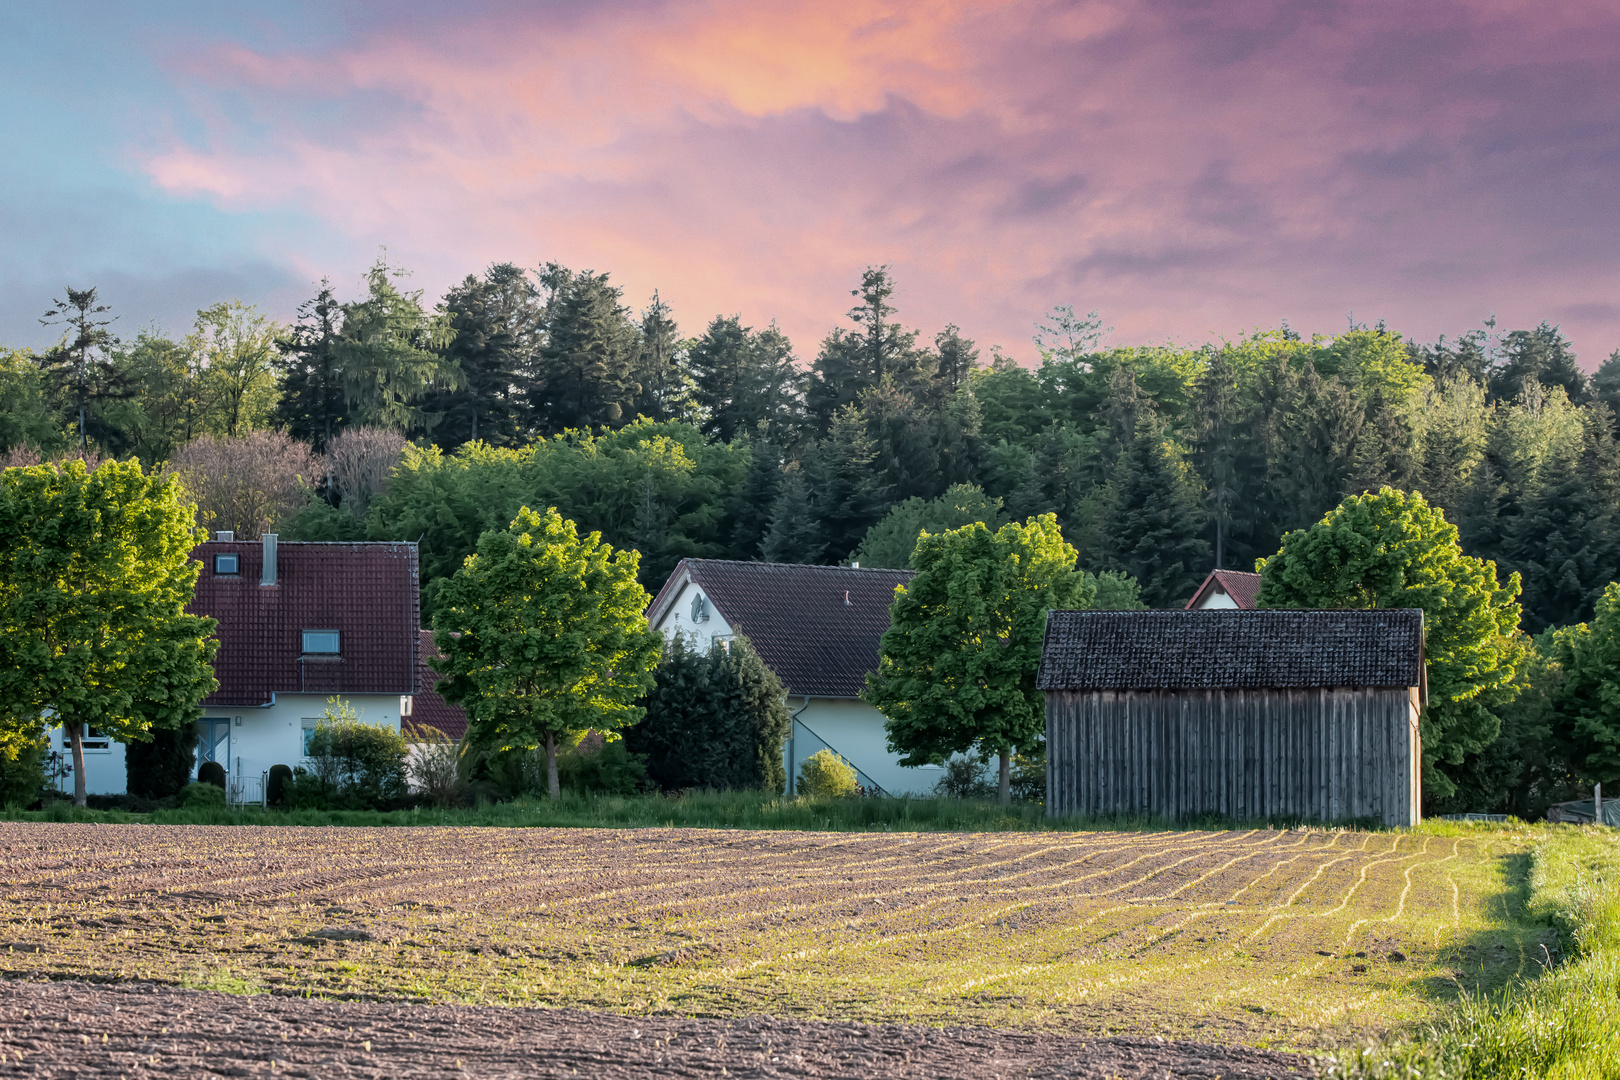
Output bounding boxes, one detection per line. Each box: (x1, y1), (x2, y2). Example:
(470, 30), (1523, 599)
(9, 260), (1620, 813)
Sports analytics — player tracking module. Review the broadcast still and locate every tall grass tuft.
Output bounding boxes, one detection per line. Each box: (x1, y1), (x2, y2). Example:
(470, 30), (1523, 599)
(1320, 826), (1620, 1080)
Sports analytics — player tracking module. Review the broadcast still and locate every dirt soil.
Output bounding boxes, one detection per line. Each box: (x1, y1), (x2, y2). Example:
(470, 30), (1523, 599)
(0, 979), (1312, 1079)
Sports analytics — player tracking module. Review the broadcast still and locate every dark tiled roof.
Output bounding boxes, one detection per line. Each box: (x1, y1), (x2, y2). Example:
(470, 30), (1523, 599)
(190, 540), (420, 707)
(1038, 609), (1424, 691)
(1185, 569), (1262, 610)
(407, 631), (467, 741)
(649, 560), (912, 698)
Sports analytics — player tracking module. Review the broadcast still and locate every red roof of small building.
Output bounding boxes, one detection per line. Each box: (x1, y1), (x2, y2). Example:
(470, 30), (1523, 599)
(1185, 569), (1263, 610)
(190, 539), (419, 707)
(407, 630), (467, 741)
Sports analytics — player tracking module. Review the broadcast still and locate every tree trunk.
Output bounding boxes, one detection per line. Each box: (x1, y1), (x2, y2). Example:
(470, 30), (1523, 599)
(68, 720), (88, 807)
(545, 731), (560, 800)
(998, 750), (1011, 805)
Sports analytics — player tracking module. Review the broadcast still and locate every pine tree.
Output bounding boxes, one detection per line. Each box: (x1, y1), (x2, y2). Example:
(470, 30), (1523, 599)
(1101, 421), (1210, 608)
(630, 291), (690, 423)
(760, 462), (823, 563)
(726, 433), (783, 560)
(275, 281), (350, 453)
(532, 263), (642, 433)
(37, 287), (127, 452)
(1489, 322), (1587, 404)
(423, 263), (539, 449)
(1191, 347), (1245, 568)
(805, 266), (928, 431)
(859, 378), (943, 504)
(811, 405), (886, 561)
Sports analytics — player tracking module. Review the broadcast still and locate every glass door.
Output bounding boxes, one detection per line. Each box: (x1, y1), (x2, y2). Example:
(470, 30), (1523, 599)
(197, 718), (230, 776)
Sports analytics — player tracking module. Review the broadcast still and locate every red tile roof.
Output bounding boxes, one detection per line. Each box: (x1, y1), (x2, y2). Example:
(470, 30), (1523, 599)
(648, 559), (912, 699)
(407, 630), (467, 741)
(1185, 569), (1263, 610)
(190, 540), (420, 707)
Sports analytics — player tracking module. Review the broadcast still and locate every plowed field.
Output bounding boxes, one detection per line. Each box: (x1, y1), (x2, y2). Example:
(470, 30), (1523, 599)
(0, 823), (1542, 1048)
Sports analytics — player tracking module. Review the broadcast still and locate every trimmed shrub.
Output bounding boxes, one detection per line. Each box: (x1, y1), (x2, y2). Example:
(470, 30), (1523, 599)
(266, 764), (293, 807)
(0, 731), (48, 807)
(626, 635), (792, 793)
(197, 760), (227, 789)
(126, 725), (200, 800)
(288, 698), (409, 810)
(180, 781), (226, 809)
(798, 750), (858, 798)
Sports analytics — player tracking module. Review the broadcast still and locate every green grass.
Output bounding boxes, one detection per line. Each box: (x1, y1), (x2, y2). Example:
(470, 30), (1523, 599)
(1320, 825), (1620, 1079)
(3, 789), (1358, 834)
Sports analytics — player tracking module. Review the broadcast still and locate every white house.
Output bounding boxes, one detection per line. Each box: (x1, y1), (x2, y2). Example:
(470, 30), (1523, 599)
(51, 533), (419, 803)
(646, 559), (944, 795)
(1184, 568), (1262, 611)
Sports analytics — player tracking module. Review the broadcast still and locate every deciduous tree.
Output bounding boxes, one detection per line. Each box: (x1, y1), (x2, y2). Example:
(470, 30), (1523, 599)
(866, 514), (1093, 802)
(0, 460), (218, 805)
(431, 506), (662, 798)
(1256, 488), (1526, 803)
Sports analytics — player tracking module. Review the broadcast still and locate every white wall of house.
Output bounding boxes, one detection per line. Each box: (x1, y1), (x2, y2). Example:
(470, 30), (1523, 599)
(786, 697), (942, 796)
(50, 693), (408, 801)
(1192, 588), (1240, 610)
(656, 579), (735, 651)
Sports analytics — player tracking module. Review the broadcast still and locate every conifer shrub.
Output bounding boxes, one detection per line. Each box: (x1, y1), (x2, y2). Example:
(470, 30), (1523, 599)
(197, 760), (227, 789)
(626, 635), (791, 793)
(797, 749), (858, 798)
(266, 764), (293, 807)
(126, 725), (200, 799)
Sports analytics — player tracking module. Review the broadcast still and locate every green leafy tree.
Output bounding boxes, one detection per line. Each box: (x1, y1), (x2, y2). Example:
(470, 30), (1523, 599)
(1256, 488), (1526, 804)
(430, 506), (662, 798)
(853, 484), (1004, 569)
(0, 460), (218, 806)
(193, 299), (282, 437)
(0, 349), (61, 457)
(1549, 583), (1620, 786)
(865, 514), (1093, 802)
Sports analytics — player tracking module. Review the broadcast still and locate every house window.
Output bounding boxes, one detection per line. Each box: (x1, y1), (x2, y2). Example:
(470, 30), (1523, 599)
(302, 630), (340, 654)
(301, 720), (320, 755)
(213, 553), (239, 575)
(79, 726), (111, 753)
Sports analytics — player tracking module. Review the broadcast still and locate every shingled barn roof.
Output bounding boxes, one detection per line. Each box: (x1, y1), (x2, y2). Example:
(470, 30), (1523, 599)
(191, 539), (420, 707)
(407, 630), (467, 741)
(1038, 609), (1425, 693)
(1185, 569), (1263, 610)
(648, 559), (912, 698)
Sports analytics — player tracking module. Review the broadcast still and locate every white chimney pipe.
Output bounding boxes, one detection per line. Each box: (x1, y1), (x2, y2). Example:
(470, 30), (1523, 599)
(215, 531), (234, 542)
(260, 533), (278, 586)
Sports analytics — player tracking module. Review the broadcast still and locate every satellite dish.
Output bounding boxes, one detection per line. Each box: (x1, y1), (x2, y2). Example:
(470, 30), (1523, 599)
(690, 594), (710, 623)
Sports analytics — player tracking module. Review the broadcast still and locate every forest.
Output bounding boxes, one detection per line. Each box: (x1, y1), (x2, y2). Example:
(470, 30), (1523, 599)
(6, 258), (1620, 815)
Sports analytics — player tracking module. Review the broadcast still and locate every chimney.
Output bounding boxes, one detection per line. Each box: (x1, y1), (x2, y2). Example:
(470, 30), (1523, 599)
(215, 531), (234, 542)
(260, 533), (278, 586)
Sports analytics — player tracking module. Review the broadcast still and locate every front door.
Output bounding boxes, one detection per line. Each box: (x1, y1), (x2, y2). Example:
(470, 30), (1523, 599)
(197, 718), (230, 777)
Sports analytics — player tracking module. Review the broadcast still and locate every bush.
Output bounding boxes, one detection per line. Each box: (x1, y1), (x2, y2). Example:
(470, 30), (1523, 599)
(266, 764), (293, 807)
(798, 750), (858, 798)
(126, 725), (200, 800)
(934, 752), (995, 799)
(559, 736), (649, 796)
(0, 731), (48, 807)
(180, 781), (226, 809)
(197, 760), (226, 789)
(406, 727), (462, 808)
(288, 698), (409, 810)
(626, 635), (792, 794)
(1010, 743), (1046, 804)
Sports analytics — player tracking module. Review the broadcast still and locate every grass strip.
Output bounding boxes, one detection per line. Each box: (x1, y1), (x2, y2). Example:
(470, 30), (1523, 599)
(1, 790), (1362, 833)
(1319, 825), (1620, 1079)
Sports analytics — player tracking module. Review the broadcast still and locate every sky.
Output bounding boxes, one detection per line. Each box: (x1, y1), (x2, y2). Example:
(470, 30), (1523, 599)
(3, 0), (1618, 364)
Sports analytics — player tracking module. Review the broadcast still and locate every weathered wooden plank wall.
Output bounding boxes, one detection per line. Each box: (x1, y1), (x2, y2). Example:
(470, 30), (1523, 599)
(1045, 688), (1419, 827)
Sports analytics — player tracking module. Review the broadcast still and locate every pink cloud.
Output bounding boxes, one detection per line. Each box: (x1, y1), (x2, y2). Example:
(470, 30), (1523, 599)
(142, 0), (1620, 361)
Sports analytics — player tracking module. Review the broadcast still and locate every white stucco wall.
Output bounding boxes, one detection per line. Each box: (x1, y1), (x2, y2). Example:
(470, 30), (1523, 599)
(655, 578), (735, 651)
(50, 693), (408, 801)
(1192, 588), (1240, 610)
(785, 697), (943, 796)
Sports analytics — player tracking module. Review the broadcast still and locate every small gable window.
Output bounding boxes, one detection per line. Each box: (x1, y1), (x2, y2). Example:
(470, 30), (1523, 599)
(214, 554), (239, 575)
(302, 630), (340, 655)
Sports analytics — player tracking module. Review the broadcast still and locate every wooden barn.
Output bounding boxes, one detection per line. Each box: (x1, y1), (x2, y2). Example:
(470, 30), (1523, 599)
(1038, 609), (1426, 828)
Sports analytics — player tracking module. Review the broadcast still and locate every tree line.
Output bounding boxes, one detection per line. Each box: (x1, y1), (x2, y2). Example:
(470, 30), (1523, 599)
(7, 258), (1620, 814)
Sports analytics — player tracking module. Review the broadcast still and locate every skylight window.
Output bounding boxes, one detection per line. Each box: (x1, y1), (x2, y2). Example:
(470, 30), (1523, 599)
(302, 630), (340, 654)
(213, 554), (239, 575)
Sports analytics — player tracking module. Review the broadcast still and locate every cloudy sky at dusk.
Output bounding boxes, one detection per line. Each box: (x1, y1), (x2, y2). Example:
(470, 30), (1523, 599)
(3, 0), (1618, 363)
